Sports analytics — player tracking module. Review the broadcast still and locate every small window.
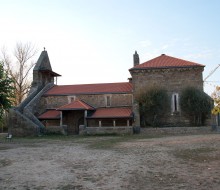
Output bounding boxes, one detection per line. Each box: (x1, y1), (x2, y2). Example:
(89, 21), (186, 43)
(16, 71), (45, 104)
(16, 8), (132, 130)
(172, 93), (179, 113)
(106, 95), (111, 107)
(68, 96), (76, 103)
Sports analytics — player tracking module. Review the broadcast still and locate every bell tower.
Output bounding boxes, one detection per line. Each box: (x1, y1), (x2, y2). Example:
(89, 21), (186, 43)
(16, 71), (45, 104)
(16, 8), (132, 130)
(30, 48), (61, 93)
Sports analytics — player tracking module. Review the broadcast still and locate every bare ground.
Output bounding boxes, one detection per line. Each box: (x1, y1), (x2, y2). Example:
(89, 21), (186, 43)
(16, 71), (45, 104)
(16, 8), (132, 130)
(0, 134), (220, 190)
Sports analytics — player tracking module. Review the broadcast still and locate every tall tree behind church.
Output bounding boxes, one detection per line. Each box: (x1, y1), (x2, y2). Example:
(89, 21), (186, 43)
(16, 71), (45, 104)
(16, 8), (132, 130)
(1, 42), (38, 106)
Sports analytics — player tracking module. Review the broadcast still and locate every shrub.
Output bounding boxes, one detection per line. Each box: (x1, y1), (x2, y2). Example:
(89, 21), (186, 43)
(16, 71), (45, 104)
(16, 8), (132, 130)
(180, 87), (212, 126)
(211, 86), (220, 115)
(136, 86), (169, 127)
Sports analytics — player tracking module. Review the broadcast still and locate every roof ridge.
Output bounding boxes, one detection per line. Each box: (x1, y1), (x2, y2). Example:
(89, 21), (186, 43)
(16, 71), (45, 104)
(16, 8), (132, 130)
(56, 82), (130, 87)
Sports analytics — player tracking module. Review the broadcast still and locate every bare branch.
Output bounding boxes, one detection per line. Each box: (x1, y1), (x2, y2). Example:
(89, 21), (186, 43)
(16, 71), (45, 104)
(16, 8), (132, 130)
(0, 42), (38, 105)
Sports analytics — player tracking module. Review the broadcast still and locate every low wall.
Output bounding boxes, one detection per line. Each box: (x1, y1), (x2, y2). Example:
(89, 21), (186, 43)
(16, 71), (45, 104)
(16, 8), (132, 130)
(44, 125), (67, 135)
(140, 126), (219, 136)
(81, 126), (133, 135)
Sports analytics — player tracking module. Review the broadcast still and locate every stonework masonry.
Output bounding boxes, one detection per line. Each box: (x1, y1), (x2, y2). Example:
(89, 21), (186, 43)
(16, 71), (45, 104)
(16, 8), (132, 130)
(8, 50), (212, 136)
(131, 67), (204, 95)
(130, 65), (205, 127)
(41, 93), (133, 111)
(9, 83), (55, 136)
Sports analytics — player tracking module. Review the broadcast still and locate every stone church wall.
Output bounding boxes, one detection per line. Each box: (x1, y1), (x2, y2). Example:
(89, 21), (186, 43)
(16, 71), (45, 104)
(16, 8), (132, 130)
(131, 67), (205, 126)
(39, 93), (132, 112)
(131, 67), (204, 95)
(78, 93), (133, 108)
(39, 96), (68, 112)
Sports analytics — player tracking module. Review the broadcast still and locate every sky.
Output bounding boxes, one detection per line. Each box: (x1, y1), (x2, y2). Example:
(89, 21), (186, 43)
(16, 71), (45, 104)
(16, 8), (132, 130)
(0, 0), (220, 95)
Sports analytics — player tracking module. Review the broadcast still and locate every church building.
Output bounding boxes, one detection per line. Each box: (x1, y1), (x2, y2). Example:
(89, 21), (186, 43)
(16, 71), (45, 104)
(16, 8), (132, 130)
(8, 49), (207, 136)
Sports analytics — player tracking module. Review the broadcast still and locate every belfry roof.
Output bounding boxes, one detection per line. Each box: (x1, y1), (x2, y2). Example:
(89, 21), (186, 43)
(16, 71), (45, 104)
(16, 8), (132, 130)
(34, 49), (61, 76)
(130, 54), (205, 70)
(34, 50), (52, 71)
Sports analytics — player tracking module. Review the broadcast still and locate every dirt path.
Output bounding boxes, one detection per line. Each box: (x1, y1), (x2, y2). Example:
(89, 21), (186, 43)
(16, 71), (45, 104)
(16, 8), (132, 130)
(0, 134), (220, 190)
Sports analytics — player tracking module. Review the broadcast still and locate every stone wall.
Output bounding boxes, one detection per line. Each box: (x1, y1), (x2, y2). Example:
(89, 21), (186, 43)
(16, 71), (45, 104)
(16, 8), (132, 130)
(39, 96), (68, 113)
(130, 67), (205, 126)
(44, 125), (66, 135)
(81, 126), (133, 135)
(131, 67), (204, 95)
(8, 83), (54, 137)
(8, 109), (39, 137)
(42, 120), (60, 127)
(41, 93), (132, 111)
(79, 94), (133, 108)
(23, 83), (54, 128)
(87, 118), (132, 127)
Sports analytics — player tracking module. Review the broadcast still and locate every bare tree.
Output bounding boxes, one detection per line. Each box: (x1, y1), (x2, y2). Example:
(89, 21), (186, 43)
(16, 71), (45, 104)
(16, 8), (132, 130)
(1, 42), (38, 106)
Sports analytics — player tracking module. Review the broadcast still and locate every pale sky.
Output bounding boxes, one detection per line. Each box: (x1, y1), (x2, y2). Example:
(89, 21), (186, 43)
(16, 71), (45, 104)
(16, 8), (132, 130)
(0, 0), (220, 95)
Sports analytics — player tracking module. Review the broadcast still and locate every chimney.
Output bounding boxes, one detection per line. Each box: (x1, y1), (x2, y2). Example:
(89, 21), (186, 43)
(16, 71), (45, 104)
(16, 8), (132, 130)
(133, 51), (139, 66)
(128, 77), (132, 83)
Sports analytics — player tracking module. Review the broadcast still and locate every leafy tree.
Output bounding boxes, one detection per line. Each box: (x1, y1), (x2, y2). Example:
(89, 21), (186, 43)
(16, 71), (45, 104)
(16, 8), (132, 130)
(0, 62), (14, 123)
(180, 87), (212, 126)
(136, 86), (169, 127)
(212, 86), (220, 115)
(1, 42), (37, 106)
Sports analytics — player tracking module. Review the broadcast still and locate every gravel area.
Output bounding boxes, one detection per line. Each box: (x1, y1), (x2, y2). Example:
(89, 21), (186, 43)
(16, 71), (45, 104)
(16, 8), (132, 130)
(0, 134), (220, 190)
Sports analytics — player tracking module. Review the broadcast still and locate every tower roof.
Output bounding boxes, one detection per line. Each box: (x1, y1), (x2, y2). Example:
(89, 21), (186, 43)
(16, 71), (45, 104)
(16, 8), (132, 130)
(34, 49), (61, 76)
(34, 50), (52, 71)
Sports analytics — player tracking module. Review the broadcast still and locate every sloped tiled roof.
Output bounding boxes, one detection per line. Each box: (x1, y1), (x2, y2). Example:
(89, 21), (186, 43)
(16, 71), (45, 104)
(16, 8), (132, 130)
(57, 99), (95, 111)
(38, 110), (60, 120)
(87, 107), (133, 119)
(44, 82), (132, 96)
(130, 54), (205, 70)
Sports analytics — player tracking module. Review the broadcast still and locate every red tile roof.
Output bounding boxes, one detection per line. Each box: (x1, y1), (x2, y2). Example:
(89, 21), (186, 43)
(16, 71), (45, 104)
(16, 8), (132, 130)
(130, 54), (205, 70)
(44, 82), (132, 96)
(38, 110), (60, 120)
(87, 107), (133, 119)
(57, 99), (95, 111)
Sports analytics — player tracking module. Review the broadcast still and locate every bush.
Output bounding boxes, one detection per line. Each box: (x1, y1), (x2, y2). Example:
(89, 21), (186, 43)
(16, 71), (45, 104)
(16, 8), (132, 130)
(180, 87), (212, 126)
(137, 86), (169, 127)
